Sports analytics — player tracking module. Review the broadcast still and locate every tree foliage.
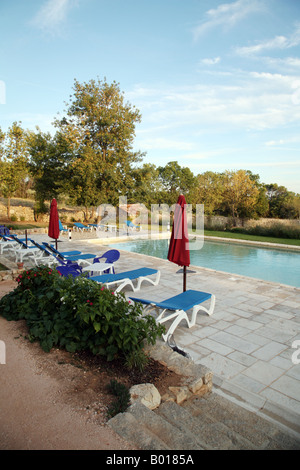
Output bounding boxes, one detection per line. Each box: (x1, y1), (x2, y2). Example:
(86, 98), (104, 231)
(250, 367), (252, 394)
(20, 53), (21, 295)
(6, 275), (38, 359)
(192, 171), (224, 215)
(129, 163), (161, 207)
(265, 183), (297, 218)
(157, 161), (196, 205)
(0, 122), (29, 217)
(222, 170), (259, 222)
(27, 128), (71, 217)
(53, 78), (144, 214)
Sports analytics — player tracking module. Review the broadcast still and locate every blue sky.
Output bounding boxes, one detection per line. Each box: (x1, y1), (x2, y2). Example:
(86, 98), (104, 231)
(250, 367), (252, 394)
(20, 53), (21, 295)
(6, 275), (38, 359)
(1, 0), (300, 193)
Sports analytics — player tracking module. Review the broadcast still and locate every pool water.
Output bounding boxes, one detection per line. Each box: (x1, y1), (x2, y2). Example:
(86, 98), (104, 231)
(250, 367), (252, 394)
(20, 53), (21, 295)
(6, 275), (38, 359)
(109, 238), (300, 288)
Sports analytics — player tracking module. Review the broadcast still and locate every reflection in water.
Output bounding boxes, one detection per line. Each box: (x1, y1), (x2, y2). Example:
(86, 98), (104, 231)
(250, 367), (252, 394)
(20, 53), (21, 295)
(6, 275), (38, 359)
(109, 239), (300, 288)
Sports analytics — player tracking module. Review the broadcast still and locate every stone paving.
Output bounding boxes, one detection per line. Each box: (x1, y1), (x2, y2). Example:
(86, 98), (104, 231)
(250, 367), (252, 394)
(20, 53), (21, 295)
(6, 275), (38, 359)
(4, 229), (300, 438)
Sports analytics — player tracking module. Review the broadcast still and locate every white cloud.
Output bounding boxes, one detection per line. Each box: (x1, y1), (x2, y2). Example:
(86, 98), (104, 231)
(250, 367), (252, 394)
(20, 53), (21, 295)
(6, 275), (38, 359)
(249, 72), (300, 105)
(201, 57), (221, 65)
(129, 68), (300, 138)
(31, 0), (78, 34)
(265, 136), (300, 147)
(264, 56), (300, 70)
(265, 139), (286, 146)
(193, 0), (262, 39)
(237, 36), (289, 56)
(235, 23), (300, 56)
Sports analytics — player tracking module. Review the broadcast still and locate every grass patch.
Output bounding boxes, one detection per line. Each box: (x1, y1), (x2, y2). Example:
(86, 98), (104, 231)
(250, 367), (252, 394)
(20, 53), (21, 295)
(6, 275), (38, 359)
(4, 222), (48, 230)
(106, 379), (131, 417)
(203, 230), (300, 247)
(0, 263), (8, 271)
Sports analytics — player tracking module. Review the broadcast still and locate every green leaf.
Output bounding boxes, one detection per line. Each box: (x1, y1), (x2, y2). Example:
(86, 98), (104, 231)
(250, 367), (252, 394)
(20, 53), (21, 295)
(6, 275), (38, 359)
(93, 322), (101, 333)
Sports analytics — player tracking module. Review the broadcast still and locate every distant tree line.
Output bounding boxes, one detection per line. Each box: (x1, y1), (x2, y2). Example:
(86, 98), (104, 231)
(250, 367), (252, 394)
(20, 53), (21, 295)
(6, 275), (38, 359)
(0, 77), (299, 222)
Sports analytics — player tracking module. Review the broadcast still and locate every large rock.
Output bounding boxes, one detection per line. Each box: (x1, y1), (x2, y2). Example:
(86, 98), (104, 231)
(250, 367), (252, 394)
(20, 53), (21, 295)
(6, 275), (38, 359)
(130, 383), (161, 410)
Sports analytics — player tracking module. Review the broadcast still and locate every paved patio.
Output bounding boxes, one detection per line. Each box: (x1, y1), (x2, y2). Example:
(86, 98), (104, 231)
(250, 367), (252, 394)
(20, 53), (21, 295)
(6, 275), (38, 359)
(7, 230), (300, 437)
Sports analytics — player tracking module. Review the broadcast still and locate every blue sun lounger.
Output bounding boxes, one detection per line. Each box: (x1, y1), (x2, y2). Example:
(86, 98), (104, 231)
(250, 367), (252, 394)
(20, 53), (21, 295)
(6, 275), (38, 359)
(129, 289), (216, 341)
(7, 235), (42, 262)
(42, 242), (82, 257)
(89, 267), (160, 293)
(73, 222), (93, 232)
(0, 236), (26, 254)
(59, 220), (69, 233)
(42, 242), (96, 265)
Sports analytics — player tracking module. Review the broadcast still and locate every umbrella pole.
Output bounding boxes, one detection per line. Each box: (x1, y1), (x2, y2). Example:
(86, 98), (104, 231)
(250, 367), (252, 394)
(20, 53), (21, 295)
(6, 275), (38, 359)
(183, 266), (187, 292)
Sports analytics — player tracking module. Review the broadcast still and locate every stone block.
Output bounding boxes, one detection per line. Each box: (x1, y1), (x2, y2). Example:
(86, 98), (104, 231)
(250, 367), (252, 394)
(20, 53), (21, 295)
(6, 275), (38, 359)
(185, 377), (204, 394)
(168, 386), (192, 404)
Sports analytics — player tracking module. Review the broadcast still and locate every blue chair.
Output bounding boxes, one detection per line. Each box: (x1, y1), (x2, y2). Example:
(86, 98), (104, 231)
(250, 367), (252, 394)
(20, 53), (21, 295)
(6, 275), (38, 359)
(93, 249), (120, 273)
(129, 290), (216, 341)
(56, 264), (83, 278)
(0, 225), (10, 236)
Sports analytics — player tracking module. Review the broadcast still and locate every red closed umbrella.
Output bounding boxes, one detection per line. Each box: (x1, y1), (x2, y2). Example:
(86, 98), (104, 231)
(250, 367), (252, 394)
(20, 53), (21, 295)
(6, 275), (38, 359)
(167, 194), (190, 291)
(48, 198), (59, 249)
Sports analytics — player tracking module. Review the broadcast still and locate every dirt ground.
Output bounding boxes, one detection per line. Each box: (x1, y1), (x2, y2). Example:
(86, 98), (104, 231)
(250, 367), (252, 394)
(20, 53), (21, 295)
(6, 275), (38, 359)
(0, 280), (181, 450)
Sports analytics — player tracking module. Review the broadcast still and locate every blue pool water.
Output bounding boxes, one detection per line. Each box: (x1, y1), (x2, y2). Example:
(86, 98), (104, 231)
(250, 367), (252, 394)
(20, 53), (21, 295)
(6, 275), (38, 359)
(109, 238), (300, 288)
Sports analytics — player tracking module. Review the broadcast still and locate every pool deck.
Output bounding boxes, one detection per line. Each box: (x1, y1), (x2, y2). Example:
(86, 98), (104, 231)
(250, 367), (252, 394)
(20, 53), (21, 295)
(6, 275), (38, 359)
(8, 231), (300, 437)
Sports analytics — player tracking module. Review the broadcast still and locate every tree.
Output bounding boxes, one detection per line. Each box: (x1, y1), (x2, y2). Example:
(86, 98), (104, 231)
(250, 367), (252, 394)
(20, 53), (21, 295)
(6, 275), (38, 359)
(192, 171), (224, 215)
(129, 163), (161, 207)
(222, 170), (259, 223)
(0, 122), (29, 218)
(244, 170), (269, 218)
(0, 127), (5, 191)
(265, 183), (294, 218)
(27, 128), (71, 218)
(54, 78), (144, 218)
(279, 191), (300, 219)
(157, 161), (196, 205)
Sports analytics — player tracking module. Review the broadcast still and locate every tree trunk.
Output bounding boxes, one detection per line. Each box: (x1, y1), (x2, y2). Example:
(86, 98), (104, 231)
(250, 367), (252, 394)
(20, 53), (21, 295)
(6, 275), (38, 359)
(6, 197), (11, 219)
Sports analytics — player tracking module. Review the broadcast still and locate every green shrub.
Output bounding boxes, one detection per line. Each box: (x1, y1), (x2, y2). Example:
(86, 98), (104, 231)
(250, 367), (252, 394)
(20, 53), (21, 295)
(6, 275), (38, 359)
(124, 347), (150, 372)
(0, 266), (165, 364)
(107, 379), (131, 417)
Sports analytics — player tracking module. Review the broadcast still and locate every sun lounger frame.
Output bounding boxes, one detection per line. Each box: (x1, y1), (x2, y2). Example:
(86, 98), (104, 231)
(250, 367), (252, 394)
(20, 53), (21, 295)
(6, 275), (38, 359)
(130, 289), (215, 341)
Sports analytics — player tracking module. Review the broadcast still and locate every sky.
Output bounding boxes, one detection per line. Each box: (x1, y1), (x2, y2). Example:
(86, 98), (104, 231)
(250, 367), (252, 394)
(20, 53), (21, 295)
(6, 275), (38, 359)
(1, 0), (300, 194)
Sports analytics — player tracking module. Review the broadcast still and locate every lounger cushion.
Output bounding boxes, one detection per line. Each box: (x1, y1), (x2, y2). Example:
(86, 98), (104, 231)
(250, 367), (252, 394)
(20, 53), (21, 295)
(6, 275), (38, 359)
(89, 267), (157, 284)
(130, 290), (212, 311)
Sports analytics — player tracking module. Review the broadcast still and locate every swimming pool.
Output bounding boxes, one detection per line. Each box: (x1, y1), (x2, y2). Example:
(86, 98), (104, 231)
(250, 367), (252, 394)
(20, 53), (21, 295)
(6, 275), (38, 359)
(109, 238), (300, 288)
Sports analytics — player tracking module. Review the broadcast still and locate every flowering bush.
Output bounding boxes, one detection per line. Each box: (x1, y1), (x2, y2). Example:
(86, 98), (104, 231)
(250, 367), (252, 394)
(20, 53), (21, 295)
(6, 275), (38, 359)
(0, 266), (165, 364)
(16, 266), (61, 291)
